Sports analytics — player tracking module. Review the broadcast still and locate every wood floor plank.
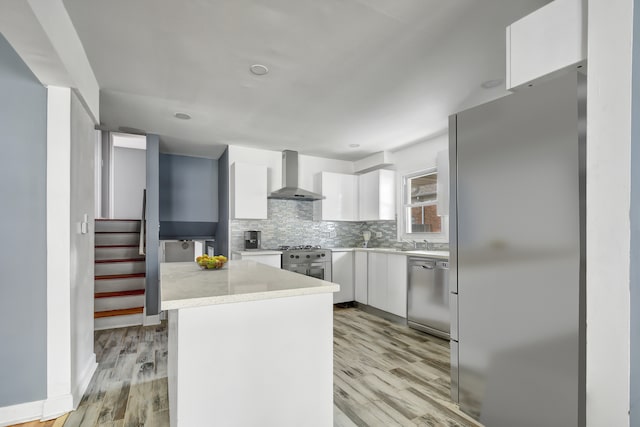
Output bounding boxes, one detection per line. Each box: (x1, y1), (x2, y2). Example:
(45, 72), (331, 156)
(66, 307), (480, 427)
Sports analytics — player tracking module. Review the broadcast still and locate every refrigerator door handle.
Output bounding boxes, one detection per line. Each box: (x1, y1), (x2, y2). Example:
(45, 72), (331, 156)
(421, 265), (435, 270)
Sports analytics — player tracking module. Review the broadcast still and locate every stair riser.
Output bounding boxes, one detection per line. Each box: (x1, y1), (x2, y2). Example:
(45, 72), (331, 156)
(95, 313), (143, 330)
(95, 220), (140, 233)
(95, 295), (145, 312)
(95, 246), (142, 260)
(95, 233), (140, 246)
(95, 261), (146, 276)
(95, 277), (145, 294)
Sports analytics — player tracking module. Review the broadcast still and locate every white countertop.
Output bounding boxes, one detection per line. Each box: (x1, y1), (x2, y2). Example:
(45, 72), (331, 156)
(161, 260), (339, 310)
(231, 250), (283, 255)
(331, 247), (449, 259)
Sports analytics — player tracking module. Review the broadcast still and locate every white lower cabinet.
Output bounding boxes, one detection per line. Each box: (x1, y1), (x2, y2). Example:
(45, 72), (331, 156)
(367, 252), (387, 310)
(331, 251), (354, 304)
(366, 252), (407, 318)
(354, 251), (368, 304)
(386, 254), (408, 318)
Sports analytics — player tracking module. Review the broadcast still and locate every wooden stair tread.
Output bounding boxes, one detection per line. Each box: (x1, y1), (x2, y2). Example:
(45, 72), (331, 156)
(95, 273), (146, 280)
(94, 307), (144, 318)
(95, 289), (145, 298)
(95, 244), (139, 248)
(95, 258), (145, 264)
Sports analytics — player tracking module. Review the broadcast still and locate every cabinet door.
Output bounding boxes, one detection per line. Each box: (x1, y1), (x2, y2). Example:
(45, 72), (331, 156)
(332, 251), (354, 304)
(354, 251), (368, 304)
(231, 162), (267, 219)
(358, 170), (396, 221)
(386, 254), (408, 318)
(367, 252), (387, 310)
(316, 172), (358, 221)
(358, 171), (378, 221)
(378, 169), (396, 221)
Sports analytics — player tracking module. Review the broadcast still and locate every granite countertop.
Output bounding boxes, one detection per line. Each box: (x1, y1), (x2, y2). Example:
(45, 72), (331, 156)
(161, 260), (339, 310)
(330, 247), (449, 259)
(231, 250), (283, 255)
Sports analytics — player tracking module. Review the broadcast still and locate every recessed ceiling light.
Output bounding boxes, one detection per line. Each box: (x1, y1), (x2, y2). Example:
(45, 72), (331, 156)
(349, 144), (360, 148)
(250, 64), (269, 76)
(174, 112), (191, 120)
(481, 79), (504, 89)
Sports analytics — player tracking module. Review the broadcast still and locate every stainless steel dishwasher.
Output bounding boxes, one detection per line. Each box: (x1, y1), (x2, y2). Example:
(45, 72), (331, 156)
(407, 257), (450, 339)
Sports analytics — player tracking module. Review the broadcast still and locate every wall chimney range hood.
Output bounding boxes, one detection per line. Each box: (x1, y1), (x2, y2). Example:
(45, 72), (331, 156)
(268, 150), (325, 201)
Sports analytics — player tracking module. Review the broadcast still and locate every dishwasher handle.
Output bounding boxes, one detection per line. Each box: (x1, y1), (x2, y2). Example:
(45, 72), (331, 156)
(409, 257), (437, 270)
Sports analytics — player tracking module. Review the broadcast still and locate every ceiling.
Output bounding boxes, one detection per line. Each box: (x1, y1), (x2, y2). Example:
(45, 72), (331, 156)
(62, 0), (550, 160)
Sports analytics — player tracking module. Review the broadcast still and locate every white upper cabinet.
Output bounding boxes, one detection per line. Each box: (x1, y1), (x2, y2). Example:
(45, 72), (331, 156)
(313, 172), (358, 221)
(230, 162), (267, 220)
(358, 169), (395, 221)
(506, 0), (586, 90)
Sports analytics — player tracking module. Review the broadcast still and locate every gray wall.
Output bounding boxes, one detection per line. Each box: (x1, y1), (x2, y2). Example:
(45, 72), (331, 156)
(230, 199), (398, 252)
(146, 135), (160, 315)
(0, 34), (48, 405)
(630, 0), (640, 421)
(159, 153), (218, 222)
(69, 92), (96, 397)
(217, 148), (229, 256)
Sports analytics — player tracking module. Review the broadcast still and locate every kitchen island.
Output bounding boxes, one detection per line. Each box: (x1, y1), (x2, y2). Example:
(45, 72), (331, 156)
(160, 261), (339, 427)
(161, 260), (339, 427)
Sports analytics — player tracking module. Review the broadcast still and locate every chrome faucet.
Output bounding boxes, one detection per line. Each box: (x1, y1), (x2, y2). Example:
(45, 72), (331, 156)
(401, 239), (418, 249)
(423, 240), (433, 250)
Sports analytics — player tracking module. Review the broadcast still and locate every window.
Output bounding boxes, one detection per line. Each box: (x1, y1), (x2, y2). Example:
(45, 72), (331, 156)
(403, 169), (442, 234)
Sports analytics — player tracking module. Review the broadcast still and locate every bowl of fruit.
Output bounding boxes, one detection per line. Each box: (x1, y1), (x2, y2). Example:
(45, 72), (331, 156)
(196, 254), (228, 270)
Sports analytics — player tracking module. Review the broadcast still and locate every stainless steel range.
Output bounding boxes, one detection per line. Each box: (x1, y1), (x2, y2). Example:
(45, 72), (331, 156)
(279, 245), (332, 281)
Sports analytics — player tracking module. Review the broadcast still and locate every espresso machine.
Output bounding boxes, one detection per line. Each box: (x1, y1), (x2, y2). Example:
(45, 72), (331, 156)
(244, 231), (261, 250)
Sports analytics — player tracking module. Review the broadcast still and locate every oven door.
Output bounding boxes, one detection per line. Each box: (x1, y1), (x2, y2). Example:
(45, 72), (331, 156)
(285, 263), (308, 276)
(308, 262), (329, 281)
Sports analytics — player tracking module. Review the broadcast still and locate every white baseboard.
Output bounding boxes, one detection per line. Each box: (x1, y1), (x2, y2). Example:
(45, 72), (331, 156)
(72, 354), (97, 408)
(0, 400), (44, 427)
(41, 393), (73, 421)
(143, 313), (161, 326)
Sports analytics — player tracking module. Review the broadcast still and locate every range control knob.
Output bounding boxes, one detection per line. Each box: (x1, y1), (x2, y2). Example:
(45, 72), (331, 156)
(317, 254), (321, 258)
(306, 255), (311, 259)
(321, 253), (326, 257)
(290, 255), (294, 259)
(295, 255), (300, 259)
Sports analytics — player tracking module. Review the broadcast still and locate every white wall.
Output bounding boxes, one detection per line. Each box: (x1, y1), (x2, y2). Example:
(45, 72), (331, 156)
(111, 146), (146, 219)
(586, 0), (634, 425)
(390, 134), (449, 241)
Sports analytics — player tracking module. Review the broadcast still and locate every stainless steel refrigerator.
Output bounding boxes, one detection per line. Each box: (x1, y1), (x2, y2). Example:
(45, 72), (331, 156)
(449, 72), (586, 427)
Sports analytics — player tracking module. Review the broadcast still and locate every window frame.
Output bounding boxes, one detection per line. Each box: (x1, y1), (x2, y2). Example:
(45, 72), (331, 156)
(399, 167), (449, 242)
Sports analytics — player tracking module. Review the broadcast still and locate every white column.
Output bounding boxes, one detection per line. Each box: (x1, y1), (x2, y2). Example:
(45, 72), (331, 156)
(586, 0), (634, 425)
(42, 86), (73, 419)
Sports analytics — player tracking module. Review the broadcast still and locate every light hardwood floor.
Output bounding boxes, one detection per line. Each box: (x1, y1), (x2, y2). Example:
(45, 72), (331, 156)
(64, 324), (169, 427)
(64, 308), (480, 426)
(332, 307), (481, 427)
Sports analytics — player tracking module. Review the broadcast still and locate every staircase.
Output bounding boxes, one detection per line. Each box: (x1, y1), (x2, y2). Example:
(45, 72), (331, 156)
(94, 219), (146, 330)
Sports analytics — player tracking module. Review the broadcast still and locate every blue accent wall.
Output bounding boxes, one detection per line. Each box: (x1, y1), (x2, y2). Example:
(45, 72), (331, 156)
(159, 154), (218, 222)
(0, 34), (48, 405)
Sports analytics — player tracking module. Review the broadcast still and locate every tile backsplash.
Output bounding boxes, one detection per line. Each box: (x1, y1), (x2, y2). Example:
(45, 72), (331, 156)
(230, 199), (448, 252)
